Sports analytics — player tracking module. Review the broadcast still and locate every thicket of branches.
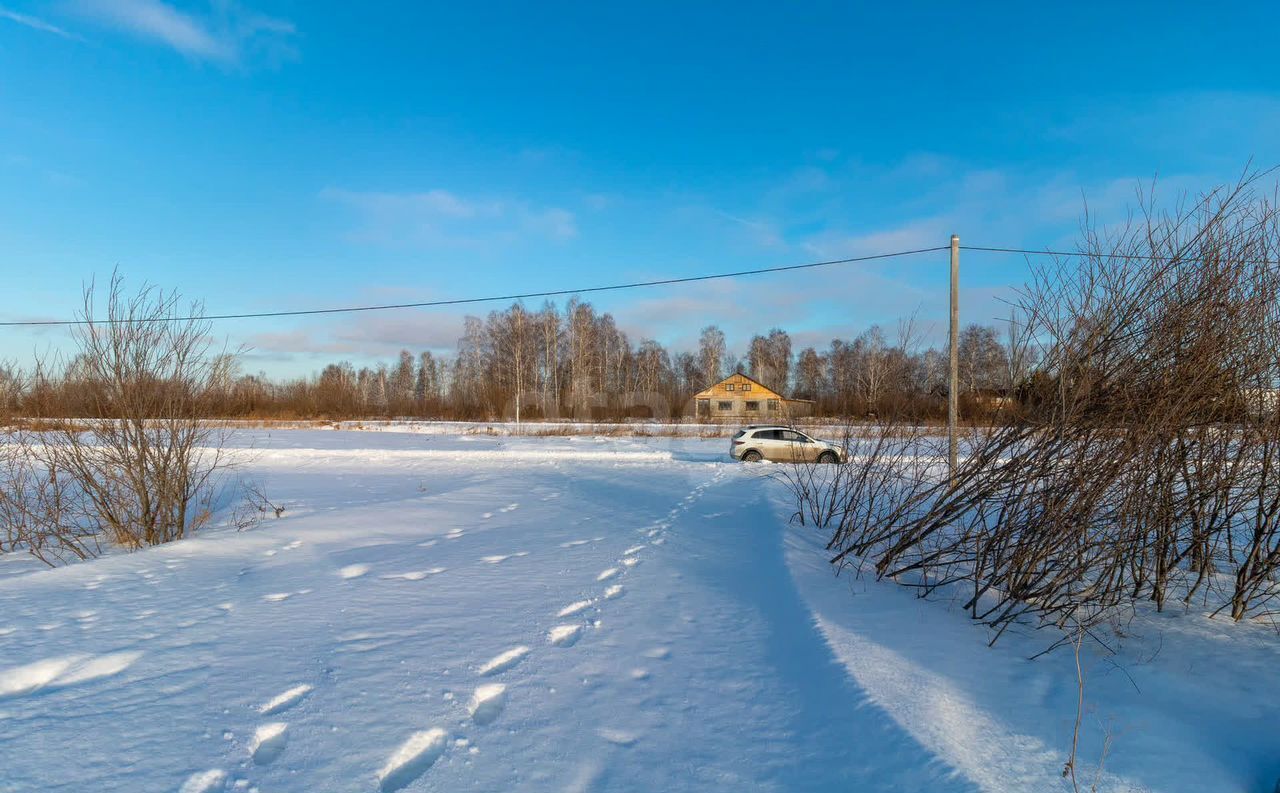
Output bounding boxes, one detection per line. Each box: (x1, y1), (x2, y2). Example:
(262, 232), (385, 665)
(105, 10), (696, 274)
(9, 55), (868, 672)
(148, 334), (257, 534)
(789, 174), (1280, 647)
(0, 274), (233, 564)
(1, 300), (1020, 422)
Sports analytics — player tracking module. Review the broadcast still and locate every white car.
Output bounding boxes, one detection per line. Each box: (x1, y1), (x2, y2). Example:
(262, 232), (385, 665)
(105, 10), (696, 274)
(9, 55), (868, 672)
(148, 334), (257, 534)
(729, 425), (843, 464)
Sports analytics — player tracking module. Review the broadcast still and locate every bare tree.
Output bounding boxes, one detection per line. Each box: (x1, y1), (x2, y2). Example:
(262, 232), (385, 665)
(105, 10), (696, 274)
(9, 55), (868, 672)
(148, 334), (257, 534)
(698, 325), (727, 387)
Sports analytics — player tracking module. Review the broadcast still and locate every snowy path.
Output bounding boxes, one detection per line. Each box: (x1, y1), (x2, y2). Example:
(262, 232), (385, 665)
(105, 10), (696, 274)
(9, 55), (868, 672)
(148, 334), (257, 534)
(0, 431), (1275, 791)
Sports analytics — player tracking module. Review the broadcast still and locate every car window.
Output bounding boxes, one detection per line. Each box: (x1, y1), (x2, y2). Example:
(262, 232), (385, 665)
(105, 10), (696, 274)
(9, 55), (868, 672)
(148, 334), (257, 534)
(754, 429), (780, 440)
(732, 429), (746, 439)
(780, 430), (808, 442)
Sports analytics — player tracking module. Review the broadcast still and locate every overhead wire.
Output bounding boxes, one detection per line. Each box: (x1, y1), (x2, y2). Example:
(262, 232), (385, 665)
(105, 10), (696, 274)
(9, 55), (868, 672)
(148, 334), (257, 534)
(0, 245), (949, 327)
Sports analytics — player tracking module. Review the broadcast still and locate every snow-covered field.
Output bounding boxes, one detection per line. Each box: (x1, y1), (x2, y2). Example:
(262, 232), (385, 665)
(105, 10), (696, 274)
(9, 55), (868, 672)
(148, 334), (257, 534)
(0, 430), (1276, 792)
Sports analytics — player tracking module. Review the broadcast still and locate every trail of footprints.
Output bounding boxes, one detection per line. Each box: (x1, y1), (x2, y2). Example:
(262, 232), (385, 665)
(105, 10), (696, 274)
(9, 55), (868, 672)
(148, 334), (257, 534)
(185, 473), (720, 791)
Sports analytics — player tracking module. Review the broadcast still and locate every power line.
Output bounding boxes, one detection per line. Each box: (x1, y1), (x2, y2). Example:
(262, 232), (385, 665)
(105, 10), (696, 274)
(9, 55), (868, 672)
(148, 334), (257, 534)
(0, 245), (949, 327)
(9, 241), (1273, 328)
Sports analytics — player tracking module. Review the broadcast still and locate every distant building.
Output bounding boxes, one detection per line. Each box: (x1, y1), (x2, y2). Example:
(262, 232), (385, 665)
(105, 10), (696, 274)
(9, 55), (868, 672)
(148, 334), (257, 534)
(690, 372), (815, 421)
(969, 387), (1016, 412)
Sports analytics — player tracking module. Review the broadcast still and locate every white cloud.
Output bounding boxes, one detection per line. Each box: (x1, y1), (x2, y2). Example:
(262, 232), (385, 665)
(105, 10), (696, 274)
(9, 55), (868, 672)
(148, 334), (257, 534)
(521, 206), (577, 241)
(800, 218), (950, 260)
(321, 187), (578, 249)
(241, 312), (466, 362)
(0, 6), (81, 39)
(69, 0), (294, 64)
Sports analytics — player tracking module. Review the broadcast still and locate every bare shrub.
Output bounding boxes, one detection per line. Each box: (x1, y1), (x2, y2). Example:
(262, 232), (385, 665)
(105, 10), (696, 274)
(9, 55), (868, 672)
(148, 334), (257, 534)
(792, 170), (1280, 652)
(1, 273), (238, 560)
(0, 429), (99, 565)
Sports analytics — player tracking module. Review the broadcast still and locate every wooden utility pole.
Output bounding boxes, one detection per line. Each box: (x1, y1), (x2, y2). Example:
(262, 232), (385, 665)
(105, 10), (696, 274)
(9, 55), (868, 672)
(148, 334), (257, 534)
(948, 234), (960, 476)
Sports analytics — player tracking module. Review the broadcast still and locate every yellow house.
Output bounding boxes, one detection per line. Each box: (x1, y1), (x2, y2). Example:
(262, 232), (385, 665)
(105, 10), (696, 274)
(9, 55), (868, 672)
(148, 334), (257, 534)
(690, 372), (815, 421)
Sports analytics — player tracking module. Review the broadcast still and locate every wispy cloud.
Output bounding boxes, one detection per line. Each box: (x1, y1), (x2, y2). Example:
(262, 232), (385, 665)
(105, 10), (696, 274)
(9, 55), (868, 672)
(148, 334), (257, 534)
(0, 6), (82, 39)
(68, 0), (295, 64)
(321, 187), (579, 249)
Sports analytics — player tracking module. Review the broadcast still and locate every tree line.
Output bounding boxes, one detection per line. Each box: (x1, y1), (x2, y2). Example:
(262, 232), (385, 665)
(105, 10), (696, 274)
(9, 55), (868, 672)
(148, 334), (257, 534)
(1, 300), (1025, 422)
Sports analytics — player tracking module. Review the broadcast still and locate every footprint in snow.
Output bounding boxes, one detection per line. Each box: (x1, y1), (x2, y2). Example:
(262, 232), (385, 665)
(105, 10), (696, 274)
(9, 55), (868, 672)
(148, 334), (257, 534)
(596, 568), (620, 582)
(499, 503), (519, 513)
(445, 530), (465, 540)
(623, 546), (645, 556)
(478, 646), (530, 676)
(250, 722), (288, 764)
(178, 769), (227, 793)
(598, 728), (638, 746)
(548, 624), (583, 647)
(259, 684), (313, 716)
(381, 568), (446, 581)
(377, 728), (449, 792)
(643, 647), (671, 660)
(559, 539), (590, 548)
(481, 553), (528, 564)
(557, 600), (593, 617)
(468, 683), (507, 725)
(338, 564), (370, 579)
(603, 585), (624, 600)
(621, 557), (640, 568)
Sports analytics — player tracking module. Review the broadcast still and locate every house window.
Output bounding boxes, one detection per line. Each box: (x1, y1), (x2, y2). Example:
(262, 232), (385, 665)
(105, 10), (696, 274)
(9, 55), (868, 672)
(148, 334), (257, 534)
(725, 383), (735, 391)
(717, 401), (733, 411)
(745, 401), (759, 412)
(742, 383), (752, 391)
(767, 399), (780, 411)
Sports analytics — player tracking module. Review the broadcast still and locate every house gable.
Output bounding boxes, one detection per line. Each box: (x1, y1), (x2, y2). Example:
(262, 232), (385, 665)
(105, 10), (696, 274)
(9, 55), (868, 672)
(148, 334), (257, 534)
(693, 372), (784, 402)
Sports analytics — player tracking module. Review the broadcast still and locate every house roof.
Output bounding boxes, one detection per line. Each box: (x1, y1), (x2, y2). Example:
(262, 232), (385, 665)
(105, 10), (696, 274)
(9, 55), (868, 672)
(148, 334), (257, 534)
(694, 371), (814, 402)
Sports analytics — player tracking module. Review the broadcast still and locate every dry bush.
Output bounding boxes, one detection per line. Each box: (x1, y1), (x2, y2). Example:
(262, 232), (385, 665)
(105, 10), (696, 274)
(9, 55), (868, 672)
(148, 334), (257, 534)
(791, 171), (1280, 652)
(0, 273), (237, 562)
(0, 430), (99, 564)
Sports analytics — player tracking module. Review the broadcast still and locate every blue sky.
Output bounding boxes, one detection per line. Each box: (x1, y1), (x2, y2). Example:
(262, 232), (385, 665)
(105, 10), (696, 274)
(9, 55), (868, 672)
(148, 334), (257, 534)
(3, 2), (1280, 375)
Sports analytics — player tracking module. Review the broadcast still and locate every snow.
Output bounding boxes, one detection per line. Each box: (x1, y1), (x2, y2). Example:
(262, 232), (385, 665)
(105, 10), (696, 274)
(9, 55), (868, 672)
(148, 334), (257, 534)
(547, 623), (584, 647)
(476, 646), (530, 677)
(377, 728), (449, 791)
(557, 599), (594, 617)
(258, 683), (312, 716)
(0, 428), (1275, 791)
(249, 722), (289, 765)
(467, 683), (507, 725)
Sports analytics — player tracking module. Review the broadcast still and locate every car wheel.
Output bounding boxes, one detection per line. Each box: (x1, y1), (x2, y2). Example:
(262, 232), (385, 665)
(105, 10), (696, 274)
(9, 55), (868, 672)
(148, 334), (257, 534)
(741, 449), (763, 463)
(818, 451), (839, 464)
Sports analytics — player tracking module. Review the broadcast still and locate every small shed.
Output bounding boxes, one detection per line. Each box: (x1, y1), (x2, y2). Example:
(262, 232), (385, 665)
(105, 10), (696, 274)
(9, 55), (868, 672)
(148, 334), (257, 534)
(690, 372), (815, 421)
